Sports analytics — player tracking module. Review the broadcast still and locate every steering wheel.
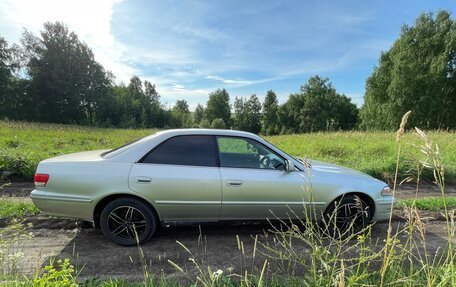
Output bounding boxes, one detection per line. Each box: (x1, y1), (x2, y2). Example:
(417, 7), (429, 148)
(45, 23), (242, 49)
(259, 155), (271, 167)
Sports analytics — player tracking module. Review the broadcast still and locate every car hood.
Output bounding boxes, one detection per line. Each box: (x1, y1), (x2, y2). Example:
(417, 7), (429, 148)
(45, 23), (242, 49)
(42, 149), (110, 162)
(301, 159), (375, 180)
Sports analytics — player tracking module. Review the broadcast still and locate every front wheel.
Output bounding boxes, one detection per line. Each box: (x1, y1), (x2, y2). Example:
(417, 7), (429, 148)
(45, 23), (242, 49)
(100, 197), (157, 246)
(321, 195), (371, 238)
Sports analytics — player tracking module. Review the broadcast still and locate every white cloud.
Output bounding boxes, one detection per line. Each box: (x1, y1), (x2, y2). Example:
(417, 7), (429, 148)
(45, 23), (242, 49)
(205, 75), (253, 86)
(0, 0), (135, 81)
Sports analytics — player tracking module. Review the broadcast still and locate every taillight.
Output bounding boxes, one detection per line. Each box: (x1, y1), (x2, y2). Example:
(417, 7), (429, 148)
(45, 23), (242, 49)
(34, 173), (50, 187)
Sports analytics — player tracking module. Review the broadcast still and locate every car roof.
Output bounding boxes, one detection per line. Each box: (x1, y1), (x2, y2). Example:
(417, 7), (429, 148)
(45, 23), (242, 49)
(154, 128), (259, 138)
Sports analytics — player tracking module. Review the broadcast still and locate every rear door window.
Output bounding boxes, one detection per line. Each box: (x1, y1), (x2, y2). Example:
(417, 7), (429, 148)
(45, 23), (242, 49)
(141, 135), (217, 167)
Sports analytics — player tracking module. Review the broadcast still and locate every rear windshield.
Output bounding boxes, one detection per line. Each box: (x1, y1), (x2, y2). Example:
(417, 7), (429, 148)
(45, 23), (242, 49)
(101, 134), (157, 158)
(100, 138), (142, 157)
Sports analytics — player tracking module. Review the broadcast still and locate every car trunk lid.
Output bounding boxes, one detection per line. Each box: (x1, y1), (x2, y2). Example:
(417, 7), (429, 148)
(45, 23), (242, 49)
(42, 149), (110, 162)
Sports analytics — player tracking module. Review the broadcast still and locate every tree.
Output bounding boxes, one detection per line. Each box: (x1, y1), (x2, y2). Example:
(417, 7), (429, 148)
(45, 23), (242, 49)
(210, 118), (226, 129)
(170, 99), (192, 128)
(199, 118), (211, 128)
(144, 80), (165, 128)
(0, 36), (19, 118)
(194, 103), (205, 125)
(279, 76), (358, 133)
(127, 76), (147, 127)
(205, 89), (231, 128)
(144, 81), (160, 106)
(21, 22), (112, 124)
(360, 11), (456, 130)
(233, 94), (262, 133)
(262, 90), (279, 135)
(233, 96), (246, 130)
(173, 99), (190, 114)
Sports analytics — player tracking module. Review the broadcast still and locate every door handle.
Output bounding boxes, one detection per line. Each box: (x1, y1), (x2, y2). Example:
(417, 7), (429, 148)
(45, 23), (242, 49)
(135, 176), (152, 183)
(226, 180), (243, 187)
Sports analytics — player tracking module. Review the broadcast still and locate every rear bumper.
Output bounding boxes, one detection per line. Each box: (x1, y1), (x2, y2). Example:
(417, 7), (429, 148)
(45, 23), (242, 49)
(372, 196), (396, 221)
(30, 189), (47, 210)
(30, 189), (94, 221)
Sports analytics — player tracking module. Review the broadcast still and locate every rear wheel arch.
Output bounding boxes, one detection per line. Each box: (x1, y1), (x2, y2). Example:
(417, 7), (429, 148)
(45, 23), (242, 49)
(93, 193), (161, 228)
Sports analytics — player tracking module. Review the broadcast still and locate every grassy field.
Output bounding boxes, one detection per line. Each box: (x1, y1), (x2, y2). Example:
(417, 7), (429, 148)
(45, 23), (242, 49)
(1, 120), (456, 183)
(0, 199), (39, 219)
(397, 196), (456, 211)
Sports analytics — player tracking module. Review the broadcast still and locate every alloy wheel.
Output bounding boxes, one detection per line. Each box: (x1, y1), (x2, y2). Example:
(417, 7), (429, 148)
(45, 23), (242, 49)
(107, 206), (148, 241)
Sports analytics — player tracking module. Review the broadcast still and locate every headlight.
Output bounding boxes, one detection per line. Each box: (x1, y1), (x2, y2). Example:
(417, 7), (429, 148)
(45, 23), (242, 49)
(381, 186), (392, 196)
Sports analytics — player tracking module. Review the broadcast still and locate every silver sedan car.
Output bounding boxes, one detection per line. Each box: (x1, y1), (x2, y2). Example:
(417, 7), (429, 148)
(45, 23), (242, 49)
(31, 129), (394, 245)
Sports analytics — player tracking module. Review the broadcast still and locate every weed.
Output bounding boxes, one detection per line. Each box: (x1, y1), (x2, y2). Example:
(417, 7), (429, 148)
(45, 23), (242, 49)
(398, 197), (456, 211)
(0, 199), (40, 219)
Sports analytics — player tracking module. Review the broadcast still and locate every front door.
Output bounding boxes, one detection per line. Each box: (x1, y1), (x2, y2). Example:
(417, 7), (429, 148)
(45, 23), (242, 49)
(129, 135), (222, 222)
(216, 136), (311, 220)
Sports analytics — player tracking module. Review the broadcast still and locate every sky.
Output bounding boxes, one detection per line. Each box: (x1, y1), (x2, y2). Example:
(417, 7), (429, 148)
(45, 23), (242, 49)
(0, 0), (455, 110)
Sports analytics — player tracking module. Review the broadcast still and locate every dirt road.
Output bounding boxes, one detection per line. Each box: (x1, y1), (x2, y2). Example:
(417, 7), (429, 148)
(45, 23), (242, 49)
(11, 220), (453, 281)
(2, 182), (455, 281)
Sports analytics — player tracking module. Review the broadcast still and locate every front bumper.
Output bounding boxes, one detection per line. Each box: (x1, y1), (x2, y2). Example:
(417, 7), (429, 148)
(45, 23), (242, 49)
(372, 196), (396, 221)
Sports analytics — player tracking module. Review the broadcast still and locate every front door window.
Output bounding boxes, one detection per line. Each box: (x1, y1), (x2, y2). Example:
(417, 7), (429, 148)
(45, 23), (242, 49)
(217, 136), (286, 170)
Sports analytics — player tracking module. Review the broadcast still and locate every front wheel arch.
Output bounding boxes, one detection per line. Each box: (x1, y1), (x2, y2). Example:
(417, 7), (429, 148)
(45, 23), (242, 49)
(323, 192), (375, 221)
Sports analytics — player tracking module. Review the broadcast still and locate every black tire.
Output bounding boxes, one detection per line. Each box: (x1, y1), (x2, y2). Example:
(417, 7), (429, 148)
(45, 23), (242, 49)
(321, 194), (371, 238)
(100, 197), (157, 246)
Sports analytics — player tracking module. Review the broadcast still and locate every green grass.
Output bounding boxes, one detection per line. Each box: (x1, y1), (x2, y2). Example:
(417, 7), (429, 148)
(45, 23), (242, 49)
(0, 121), (156, 179)
(397, 196), (456, 211)
(1, 120), (456, 182)
(0, 199), (39, 219)
(265, 131), (456, 182)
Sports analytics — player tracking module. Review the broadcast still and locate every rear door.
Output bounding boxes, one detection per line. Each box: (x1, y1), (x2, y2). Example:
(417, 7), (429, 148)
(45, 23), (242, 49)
(129, 135), (222, 222)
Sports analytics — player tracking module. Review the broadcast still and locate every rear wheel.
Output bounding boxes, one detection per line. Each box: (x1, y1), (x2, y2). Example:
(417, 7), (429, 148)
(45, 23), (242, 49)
(321, 195), (371, 238)
(100, 197), (157, 246)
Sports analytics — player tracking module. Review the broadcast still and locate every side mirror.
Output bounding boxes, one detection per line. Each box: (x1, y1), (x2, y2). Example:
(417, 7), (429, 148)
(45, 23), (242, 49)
(285, 159), (295, 172)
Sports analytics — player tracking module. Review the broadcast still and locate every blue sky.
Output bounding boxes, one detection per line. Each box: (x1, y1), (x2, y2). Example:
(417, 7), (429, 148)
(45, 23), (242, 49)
(0, 0), (455, 109)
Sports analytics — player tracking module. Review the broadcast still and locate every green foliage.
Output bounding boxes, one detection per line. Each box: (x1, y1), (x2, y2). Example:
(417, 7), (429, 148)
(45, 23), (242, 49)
(193, 104), (205, 125)
(0, 200), (39, 219)
(261, 90), (279, 135)
(397, 196), (456, 211)
(20, 22), (112, 125)
(172, 100), (189, 114)
(0, 23), (171, 130)
(0, 36), (20, 119)
(210, 118), (226, 129)
(0, 121), (155, 178)
(265, 130), (456, 183)
(279, 76), (358, 133)
(199, 118), (211, 128)
(205, 89), (231, 128)
(0, 221), (33, 279)
(361, 11), (456, 130)
(169, 100), (192, 128)
(233, 94), (262, 133)
(26, 258), (77, 287)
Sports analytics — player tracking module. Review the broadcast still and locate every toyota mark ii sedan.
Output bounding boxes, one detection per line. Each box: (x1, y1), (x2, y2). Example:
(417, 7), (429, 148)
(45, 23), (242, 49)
(31, 129), (395, 245)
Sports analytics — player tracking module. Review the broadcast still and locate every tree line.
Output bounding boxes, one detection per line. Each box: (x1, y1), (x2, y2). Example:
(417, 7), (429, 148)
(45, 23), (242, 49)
(1, 10), (455, 133)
